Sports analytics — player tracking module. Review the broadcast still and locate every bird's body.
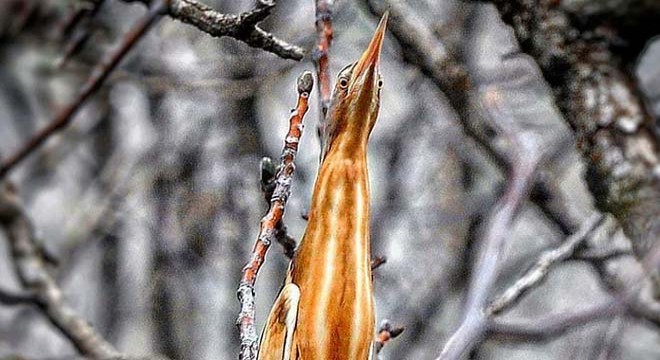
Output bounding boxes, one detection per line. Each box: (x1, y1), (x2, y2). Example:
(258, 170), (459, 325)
(258, 14), (388, 360)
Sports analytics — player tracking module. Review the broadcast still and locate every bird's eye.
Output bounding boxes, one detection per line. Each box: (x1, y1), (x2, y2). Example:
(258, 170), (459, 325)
(377, 79), (384, 89)
(338, 78), (349, 89)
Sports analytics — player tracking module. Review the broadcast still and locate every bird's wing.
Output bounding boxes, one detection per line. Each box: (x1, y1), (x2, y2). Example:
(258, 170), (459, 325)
(257, 283), (300, 360)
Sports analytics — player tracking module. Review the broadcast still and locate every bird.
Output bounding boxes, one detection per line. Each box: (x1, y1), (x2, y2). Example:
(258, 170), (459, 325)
(257, 13), (388, 360)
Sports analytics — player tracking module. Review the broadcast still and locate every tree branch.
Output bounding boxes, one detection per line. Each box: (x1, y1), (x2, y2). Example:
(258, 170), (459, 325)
(236, 71), (313, 360)
(58, 0), (105, 68)
(487, 241), (660, 342)
(259, 156), (297, 259)
(0, 0), (167, 180)
(313, 0), (334, 146)
(0, 183), (120, 358)
(481, 0), (660, 293)
(437, 88), (545, 360)
(487, 214), (605, 315)
(487, 299), (624, 342)
(131, 0), (304, 60)
(0, 287), (37, 306)
(371, 255), (387, 271)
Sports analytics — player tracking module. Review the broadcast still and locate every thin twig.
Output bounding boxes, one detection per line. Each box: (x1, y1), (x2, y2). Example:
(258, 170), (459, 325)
(487, 214), (605, 315)
(0, 287), (37, 306)
(0, 0), (167, 179)
(487, 240), (660, 343)
(57, 1), (100, 40)
(58, 0), (105, 68)
(572, 247), (632, 262)
(487, 300), (624, 342)
(437, 88), (545, 360)
(236, 71), (313, 360)
(313, 0), (334, 145)
(0, 183), (120, 358)
(371, 255), (387, 271)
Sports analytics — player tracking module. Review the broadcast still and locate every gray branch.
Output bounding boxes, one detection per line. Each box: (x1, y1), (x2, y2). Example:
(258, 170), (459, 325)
(0, 184), (120, 359)
(436, 89), (546, 360)
(487, 214), (605, 315)
(129, 0), (304, 60)
(487, 241), (660, 343)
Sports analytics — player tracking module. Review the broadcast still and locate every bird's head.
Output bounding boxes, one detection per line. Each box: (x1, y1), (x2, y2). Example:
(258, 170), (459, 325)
(322, 12), (388, 160)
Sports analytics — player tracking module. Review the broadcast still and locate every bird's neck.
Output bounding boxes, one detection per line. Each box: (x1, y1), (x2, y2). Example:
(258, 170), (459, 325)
(292, 144), (371, 280)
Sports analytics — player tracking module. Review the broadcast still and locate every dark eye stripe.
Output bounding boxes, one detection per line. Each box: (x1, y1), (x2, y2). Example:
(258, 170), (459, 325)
(338, 63), (354, 76)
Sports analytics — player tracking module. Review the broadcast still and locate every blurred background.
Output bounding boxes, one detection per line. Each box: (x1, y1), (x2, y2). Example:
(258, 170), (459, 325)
(0, 0), (659, 359)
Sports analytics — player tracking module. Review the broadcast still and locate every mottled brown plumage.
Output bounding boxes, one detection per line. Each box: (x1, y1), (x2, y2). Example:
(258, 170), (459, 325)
(258, 13), (388, 360)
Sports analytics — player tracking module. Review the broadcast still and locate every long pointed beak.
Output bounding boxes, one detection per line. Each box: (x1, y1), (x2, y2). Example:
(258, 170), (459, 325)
(351, 11), (388, 87)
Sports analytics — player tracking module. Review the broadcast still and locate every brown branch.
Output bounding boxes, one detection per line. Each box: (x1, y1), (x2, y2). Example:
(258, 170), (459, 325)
(374, 319), (404, 357)
(0, 183), (120, 358)
(259, 156), (297, 258)
(487, 214), (605, 315)
(236, 71), (313, 360)
(129, 0), (304, 60)
(0, 0), (167, 180)
(313, 0), (334, 145)
(437, 89), (545, 360)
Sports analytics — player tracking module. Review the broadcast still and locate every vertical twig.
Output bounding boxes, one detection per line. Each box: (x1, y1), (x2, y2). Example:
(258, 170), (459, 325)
(0, 0), (168, 179)
(313, 0), (334, 148)
(236, 71), (313, 360)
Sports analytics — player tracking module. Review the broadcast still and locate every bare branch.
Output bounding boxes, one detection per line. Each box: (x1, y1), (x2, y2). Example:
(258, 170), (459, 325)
(371, 255), (387, 271)
(483, 0), (660, 293)
(437, 89), (545, 360)
(313, 0), (334, 145)
(487, 214), (605, 315)
(236, 71), (313, 360)
(130, 0), (304, 60)
(58, 0), (105, 68)
(488, 239), (660, 343)
(572, 246), (632, 262)
(259, 156), (297, 258)
(487, 300), (624, 342)
(0, 287), (37, 306)
(0, 183), (120, 358)
(0, 0), (167, 180)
